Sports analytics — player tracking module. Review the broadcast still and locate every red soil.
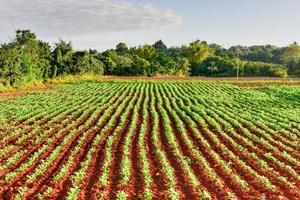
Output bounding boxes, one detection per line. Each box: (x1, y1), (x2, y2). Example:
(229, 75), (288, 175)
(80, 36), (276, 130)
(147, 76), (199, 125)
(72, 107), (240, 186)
(155, 104), (200, 200)
(106, 98), (139, 199)
(1, 82), (299, 200)
(146, 98), (170, 200)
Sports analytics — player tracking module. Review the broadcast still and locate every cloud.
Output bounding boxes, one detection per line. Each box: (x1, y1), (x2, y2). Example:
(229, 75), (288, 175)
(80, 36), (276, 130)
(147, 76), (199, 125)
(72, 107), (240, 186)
(0, 0), (182, 36)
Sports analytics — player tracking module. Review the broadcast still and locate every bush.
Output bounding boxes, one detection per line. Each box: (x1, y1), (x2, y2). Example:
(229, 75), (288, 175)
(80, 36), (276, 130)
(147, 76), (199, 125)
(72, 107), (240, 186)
(243, 61), (288, 78)
(191, 56), (237, 76)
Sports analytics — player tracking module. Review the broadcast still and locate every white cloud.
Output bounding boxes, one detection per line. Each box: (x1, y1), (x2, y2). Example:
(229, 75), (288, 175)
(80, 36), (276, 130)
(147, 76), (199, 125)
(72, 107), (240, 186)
(0, 0), (182, 36)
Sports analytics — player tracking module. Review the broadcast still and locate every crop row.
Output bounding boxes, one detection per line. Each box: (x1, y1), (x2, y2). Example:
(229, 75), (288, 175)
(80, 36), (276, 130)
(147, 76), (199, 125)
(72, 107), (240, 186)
(0, 81), (299, 199)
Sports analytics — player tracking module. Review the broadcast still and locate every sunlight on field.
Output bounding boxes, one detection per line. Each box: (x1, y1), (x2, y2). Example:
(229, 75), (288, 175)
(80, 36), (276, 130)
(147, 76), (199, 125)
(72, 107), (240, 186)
(0, 81), (299, 199)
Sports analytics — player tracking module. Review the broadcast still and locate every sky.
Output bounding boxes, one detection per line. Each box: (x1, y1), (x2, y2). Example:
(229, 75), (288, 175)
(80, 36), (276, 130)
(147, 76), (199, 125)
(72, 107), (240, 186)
(0, 0), (299, 50)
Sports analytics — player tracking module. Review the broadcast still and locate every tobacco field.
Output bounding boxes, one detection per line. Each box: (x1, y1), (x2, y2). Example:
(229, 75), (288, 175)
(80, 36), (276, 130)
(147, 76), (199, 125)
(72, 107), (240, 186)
(0, 81), (299, 200)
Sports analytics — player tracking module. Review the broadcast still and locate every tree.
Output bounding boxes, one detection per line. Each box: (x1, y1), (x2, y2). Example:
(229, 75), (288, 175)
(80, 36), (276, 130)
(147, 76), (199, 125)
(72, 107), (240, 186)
(51, 40), (74, 77)
(131, 44), (158, 61)
(15, 29), (37, 46)
(209, 43), (226, 56)
(184, 40), (213, 75)
(243, 61), (287, 78)
(227, 45), (244, 58)
(173, 57), (190, 76)
(73, 50), (104, 75)
(0, 29), (296, 85)
(130, 55), (150, 75)
(153, 40), (167, 53)
(193, 56), (237, 76)
(0, 30), (51, 86)
(0, 44), (22, 85)
(116, 43), (129, 55)
(100, 50), (118, 74)
(15, 30), (51, 82)
(280, 42), (300, 74)
(113, 54), (133, 75)
(184, 40), (213, 65)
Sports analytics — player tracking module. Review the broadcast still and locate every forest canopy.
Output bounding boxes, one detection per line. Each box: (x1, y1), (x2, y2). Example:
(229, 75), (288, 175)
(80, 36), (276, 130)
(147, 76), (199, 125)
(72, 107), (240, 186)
(0, 30), (299, 87)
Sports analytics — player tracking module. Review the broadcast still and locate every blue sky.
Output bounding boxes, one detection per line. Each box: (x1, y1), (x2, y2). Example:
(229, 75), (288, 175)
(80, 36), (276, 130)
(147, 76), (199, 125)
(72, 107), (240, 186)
(0, 0), (299, 50)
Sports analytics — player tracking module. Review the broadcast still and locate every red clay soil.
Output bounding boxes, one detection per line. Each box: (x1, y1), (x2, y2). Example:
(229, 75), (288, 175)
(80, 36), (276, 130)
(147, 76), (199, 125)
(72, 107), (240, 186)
(75, 94), (133, 199)
(276, 133), (299, 150)
(162, 83), (300, 199)
(129, 95), (146, 197)
(22, 109), (104, 199)
(224, 110), (300, 150)
(80, 90), (135, 199)
(233, 127), (300, 168)
(52, 117), (106, 199)
(0, 95), (93, 147)
(214, 129), (300, 199)
(0, 109), (96, 198)
(253, 125), (299, 150)
(155, 105), (200, 200)
(158, 87), (255, 199)
(16, 112), (89, 197)
(146, 99), (170, 200)
(166, 121), (221, 198)
(0, 111), (84, 186)
(220, 109), (300, 149)
(203, 119), (300, 199)
(106, 101), (138, 199)
(0, 86), (54, 98)
(1, 81), (299, 199)
(1, 109), (91, 181)
(79, 94), (137, 199)
(52, 95), (127, 199)
(0, 126), (35, 150)
(218, 108), (300, 155)
(182, 118), (257, 199)
(190, 99), (300, 168)
(210, 99), (300, 164)
(0, 110), (82, 166)
(1, 108), (81, 163)
(156, 93), (224, 199)
(223, 128), (300, 185)
(200, 119), (278, 197)
(246, 127), (300, 160)
(240, 124), (300, 169)
(0, 113), (82, 179)
(203, 122), (293, 198)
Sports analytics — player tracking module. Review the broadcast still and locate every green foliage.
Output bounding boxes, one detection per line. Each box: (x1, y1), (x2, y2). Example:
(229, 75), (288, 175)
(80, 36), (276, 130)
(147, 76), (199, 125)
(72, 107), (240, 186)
(227, 45), (277, 63)
(184, 40), (213, 66)
(0, 30), (298, 90)
(192, 56), (288, 78)
(0, 81), (299, 198)
(0, 30), (51, 86)
(183, 40), (213, 75)
(116, 42), (129, 55)
(153, 40), (168, 53)
(279, 42), (300, 75)
(243, 61), (288, 78)
(72, 50), (104, 75)
(192, 56), (237, 76)
(50, 40), (74, 77)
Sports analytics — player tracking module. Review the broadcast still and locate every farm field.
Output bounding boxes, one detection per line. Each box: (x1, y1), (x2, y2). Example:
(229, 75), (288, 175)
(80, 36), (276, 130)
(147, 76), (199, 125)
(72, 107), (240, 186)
(0, 81), (299, 200)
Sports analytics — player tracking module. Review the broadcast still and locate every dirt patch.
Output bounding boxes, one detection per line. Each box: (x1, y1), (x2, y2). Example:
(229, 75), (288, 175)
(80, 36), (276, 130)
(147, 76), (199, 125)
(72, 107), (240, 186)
(100, 76), (300, 82)
(231, 81), (300, 88)
(0, 85), (55, 98)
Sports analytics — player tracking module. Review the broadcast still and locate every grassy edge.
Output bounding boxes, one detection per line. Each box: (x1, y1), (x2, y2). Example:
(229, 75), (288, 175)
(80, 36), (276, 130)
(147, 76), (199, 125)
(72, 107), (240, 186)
(1, 74), (300, 94)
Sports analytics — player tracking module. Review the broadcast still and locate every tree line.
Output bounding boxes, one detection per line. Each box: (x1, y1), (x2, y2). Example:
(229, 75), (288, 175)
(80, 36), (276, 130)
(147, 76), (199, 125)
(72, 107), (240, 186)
(1, 30), (299, 87)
